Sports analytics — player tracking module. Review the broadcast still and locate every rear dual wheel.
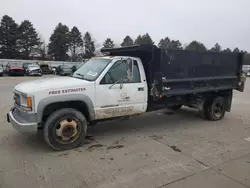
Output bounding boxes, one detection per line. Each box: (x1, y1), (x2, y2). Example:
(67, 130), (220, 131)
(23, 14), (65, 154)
(204, 96), (226, 121)
(43, 108), (87, 151)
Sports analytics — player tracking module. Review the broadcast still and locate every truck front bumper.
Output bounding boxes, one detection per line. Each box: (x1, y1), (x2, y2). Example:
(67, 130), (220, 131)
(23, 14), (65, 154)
(7, 107), (38, 133)
(29, 72), (42, 76)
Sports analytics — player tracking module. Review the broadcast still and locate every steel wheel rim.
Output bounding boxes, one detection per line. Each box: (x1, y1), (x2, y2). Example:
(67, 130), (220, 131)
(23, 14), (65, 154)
(213, 100), (224, 118)
(54, 118), (80, 144)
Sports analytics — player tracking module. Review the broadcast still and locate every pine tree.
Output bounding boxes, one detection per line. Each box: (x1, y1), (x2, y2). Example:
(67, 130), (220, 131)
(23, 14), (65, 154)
(233, 47), (240, 53)
(48, 23), (71, 61)
(0, 15), (19, 58)
(69, 26), (83, 61)
(171, 40), (182, 50)
(158, 37), (182, 50)
(222, 48), (232, 53)
(210, 43), (221, 52)
(185, 41), (207, 52)
(134, 33), (154, 45)
(83, 32), (95, 59)
(17, 20), (41, 59)
(31, 38), (46, 59)
(121, 35), (133, 47)
(103, 38), (115, 48)
(134, 35), (142, 45)
(158, 37), (171, 49)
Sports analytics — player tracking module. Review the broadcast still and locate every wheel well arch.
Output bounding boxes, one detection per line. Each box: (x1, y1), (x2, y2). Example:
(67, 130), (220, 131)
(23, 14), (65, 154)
(41, 101), (91, 125)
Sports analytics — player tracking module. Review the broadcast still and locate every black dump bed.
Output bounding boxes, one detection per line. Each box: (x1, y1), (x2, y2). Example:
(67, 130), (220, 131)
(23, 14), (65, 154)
(101, 45), (244, 97)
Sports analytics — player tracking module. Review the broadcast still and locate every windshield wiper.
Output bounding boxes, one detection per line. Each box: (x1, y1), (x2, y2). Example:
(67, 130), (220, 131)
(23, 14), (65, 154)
(76, 73), (84, 78)
(73, 73), (92, 81)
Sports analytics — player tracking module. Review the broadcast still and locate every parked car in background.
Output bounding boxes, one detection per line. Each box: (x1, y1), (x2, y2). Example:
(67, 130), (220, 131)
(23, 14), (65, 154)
(56, 64), (73, 76)
(6, 62), (25, 76)
(0, 65), (3, 76)
(71, 62), (85, 73)
(23, 62), (32, 74)
(243, 65), (250, 76)
(39, 62), (54, 74)
(26, 64), (42, 76)
(51, 67), (57, 74)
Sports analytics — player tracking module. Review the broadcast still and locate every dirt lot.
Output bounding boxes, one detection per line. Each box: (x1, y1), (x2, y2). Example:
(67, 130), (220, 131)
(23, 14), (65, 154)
(0, 76), (250, 188)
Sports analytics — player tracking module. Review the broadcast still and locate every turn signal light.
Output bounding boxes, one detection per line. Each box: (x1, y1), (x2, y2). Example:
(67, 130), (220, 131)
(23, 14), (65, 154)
(26, 97), (32, 109)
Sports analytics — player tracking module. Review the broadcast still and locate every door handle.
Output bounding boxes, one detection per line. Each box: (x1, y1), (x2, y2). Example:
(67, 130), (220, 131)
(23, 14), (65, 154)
(138, 87), (144, 91)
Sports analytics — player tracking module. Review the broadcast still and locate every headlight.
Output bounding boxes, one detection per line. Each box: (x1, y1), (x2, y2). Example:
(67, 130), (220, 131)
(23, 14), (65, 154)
(20, 96), (32, 111)
(17, 93), (33, 111)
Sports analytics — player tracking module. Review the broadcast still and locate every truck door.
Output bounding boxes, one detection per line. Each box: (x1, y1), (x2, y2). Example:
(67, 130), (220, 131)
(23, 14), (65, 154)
(94, 58), (147, 120)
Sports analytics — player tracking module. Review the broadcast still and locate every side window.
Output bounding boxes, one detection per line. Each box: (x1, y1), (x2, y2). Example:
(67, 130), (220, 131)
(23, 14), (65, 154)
(100, 59), (141, 84)
(100, 60), (127, 84)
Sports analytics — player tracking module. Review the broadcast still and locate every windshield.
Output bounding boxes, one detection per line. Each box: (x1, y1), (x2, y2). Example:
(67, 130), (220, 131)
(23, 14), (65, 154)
(76, 62), (84, 69)
(72, 58), (111, 81)
(28, 64), (39, 68)
(23, 63), (31, 68)
(9, 63), (22, 67)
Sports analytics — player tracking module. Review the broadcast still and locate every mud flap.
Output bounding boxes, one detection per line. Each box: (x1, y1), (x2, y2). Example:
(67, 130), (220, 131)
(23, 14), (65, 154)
(7, 113), (10, 122)
(225, 90), (233, 112)
(237, 72), (246, 92)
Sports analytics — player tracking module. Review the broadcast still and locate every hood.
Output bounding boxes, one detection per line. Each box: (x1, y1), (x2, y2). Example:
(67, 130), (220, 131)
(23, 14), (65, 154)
(14, 76), (93, 94)
(9, 66), (24, 70)
(28, 66), (40, 71)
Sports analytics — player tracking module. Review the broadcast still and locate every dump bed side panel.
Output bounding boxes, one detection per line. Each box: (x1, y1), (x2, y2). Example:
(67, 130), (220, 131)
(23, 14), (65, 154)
(161, 50), (242, 79)
(158, 50), (244, 96)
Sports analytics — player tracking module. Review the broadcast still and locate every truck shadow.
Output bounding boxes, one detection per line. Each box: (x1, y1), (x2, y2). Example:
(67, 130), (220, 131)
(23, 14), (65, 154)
(88, 108), (206, 138)
(6, 107), (221, 153)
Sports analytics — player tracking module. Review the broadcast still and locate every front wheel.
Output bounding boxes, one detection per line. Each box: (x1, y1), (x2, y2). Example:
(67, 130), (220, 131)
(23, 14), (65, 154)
(43, 108), (87, 151)
(204, 96), (226, 121)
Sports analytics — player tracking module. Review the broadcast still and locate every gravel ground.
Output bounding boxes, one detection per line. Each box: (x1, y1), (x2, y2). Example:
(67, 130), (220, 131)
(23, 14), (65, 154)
(0, 76), (250, 188)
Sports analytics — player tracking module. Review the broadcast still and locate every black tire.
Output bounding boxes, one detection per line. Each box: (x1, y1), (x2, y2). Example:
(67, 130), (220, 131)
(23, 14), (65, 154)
(204, 96), (225, 121)
(43, 108), (87, 151)
(166, 104), (182, 111)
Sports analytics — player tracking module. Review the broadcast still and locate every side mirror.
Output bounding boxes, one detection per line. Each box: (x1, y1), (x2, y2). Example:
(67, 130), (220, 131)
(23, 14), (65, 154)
(119, 78), (124, 89)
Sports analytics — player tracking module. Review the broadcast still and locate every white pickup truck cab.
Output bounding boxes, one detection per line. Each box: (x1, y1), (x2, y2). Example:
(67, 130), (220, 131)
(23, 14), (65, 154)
(7, 57), (149, 150)
(7, 45), (245, 150)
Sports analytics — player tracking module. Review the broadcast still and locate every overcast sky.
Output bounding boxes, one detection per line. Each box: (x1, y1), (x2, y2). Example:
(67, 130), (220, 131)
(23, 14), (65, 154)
(1, 0), (250, 51)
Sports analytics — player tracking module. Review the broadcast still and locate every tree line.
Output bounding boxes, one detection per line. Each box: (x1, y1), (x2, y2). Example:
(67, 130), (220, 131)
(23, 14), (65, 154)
(0, 15), (249, 64)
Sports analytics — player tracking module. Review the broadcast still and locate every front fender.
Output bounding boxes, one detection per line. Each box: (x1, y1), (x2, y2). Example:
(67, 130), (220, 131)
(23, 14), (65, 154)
(36, 94), (95, 123)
